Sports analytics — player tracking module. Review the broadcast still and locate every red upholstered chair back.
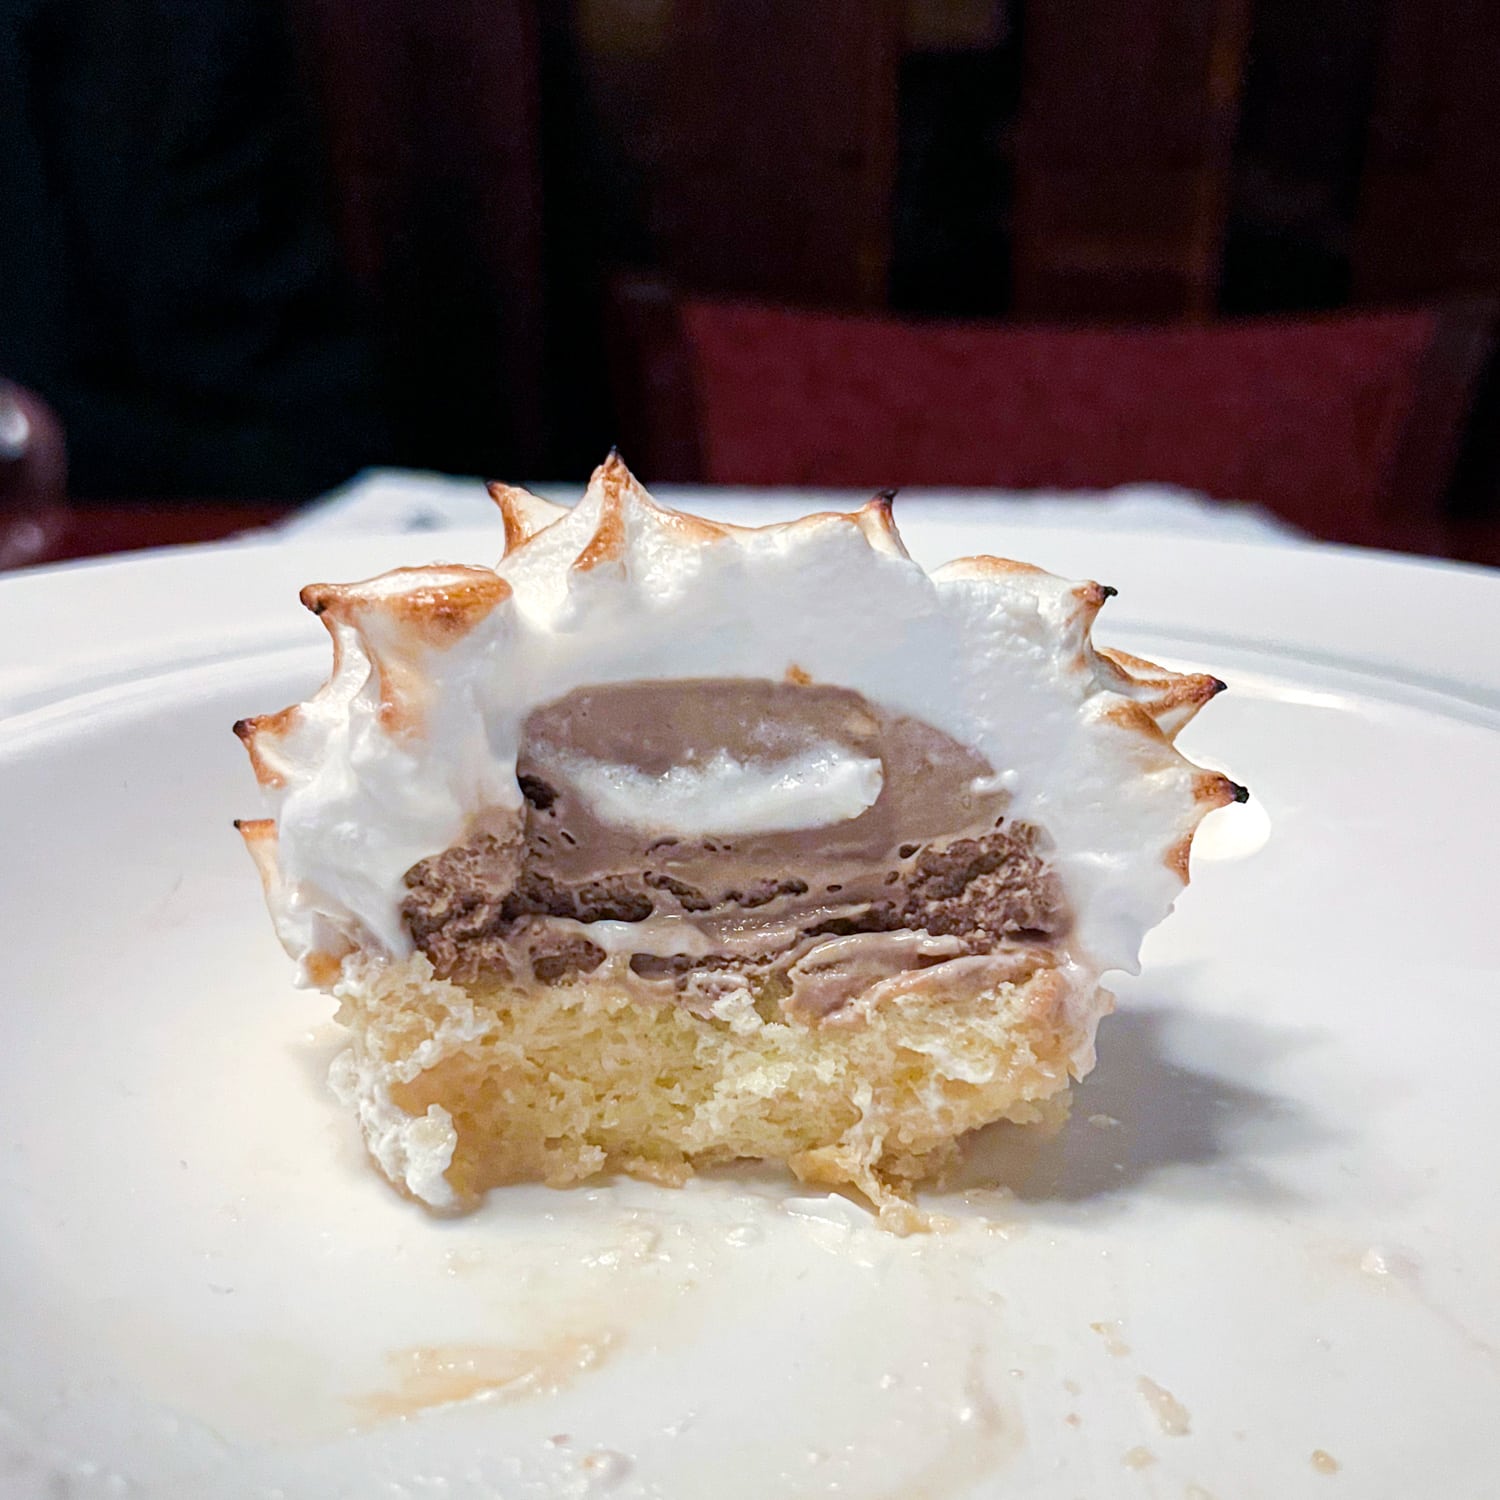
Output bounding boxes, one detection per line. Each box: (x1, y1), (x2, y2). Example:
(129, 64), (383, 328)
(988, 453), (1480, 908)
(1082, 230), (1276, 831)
(610, 281), (1492, 550)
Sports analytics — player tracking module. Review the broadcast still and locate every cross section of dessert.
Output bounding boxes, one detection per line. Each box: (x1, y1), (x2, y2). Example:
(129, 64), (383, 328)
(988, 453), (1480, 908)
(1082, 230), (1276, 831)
(234, 454), (1243, 1225)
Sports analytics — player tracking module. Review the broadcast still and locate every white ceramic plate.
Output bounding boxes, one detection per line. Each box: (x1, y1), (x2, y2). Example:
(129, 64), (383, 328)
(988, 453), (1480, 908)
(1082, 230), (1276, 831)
(3, 517), (1498, 1500)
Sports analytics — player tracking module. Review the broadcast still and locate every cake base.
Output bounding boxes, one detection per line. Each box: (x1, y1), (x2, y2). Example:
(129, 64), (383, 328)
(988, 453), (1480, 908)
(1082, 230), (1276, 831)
(328, 952), (1110, 1228)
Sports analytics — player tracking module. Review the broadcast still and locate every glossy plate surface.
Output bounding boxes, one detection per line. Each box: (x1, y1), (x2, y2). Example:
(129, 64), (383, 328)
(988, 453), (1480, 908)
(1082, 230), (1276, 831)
(2, 514), (1497, 1499)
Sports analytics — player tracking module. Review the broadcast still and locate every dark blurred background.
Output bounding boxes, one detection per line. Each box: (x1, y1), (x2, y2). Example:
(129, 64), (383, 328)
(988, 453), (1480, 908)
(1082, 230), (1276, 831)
(3, 0), (1499, 563)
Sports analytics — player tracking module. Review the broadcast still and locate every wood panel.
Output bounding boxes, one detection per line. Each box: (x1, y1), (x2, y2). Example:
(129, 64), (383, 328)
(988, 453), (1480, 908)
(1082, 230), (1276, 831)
(1353, 0), (1500, 303)
(654, 0), (903, 307)
(291, 0), (546, 474)
(1012, 0), (1251, 321)
(1354, 0), (1500, 548)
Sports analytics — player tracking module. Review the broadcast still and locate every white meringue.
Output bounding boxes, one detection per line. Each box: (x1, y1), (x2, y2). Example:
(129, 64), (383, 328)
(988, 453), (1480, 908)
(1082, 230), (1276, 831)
(236, 455), (1237, 989)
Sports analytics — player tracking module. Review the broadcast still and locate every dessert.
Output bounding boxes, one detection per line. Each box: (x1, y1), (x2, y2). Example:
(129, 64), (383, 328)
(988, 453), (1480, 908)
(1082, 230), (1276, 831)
(235, 454), (1243, 1223)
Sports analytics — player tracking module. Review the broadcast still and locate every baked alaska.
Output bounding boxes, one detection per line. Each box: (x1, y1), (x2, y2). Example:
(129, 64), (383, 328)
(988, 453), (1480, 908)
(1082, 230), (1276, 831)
(234, 454), (1243, 1225)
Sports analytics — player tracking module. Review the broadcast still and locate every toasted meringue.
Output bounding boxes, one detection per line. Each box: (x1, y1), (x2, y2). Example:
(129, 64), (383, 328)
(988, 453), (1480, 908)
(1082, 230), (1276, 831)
(236, 454), (1240, 1223)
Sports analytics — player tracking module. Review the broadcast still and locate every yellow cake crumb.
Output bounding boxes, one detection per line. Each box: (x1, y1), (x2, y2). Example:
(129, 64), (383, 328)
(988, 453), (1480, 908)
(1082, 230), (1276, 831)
(331, 952), (1109, 1227)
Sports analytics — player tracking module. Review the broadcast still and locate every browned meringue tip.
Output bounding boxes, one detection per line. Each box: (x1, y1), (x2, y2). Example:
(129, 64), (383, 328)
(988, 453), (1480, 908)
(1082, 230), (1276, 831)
(1070, 580), (1121, 630)
(1166, 776), (1249, 881)
(1148, 675), (1227, 738)
(233, 706), (300, 787)
(1194, 771), (1247, 807)
(572, 470), (629, 573)
(300, 566), (512, 646)
(1098, 647), (1228, 740)
(234, 816), (280, 893)
(568, 452), (729, 572)
(853, 490), (910, 558)
(293, 568), (517, 741)
(591, 446), (636, 505)
(486, 481), (568, 554)
(298, 583), (330, 615)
